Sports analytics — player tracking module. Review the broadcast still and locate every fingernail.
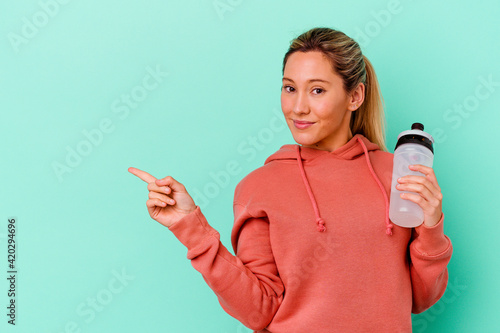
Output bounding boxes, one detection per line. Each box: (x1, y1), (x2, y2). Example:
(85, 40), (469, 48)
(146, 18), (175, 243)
(170, 199), (175, 204)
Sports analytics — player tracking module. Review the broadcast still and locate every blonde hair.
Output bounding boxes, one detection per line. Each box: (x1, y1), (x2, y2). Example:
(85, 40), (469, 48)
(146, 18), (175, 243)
(282, 27), (387, 151)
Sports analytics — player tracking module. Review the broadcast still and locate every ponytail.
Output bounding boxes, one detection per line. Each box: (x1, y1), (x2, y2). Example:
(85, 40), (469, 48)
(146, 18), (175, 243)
(350, 55), (387, 151)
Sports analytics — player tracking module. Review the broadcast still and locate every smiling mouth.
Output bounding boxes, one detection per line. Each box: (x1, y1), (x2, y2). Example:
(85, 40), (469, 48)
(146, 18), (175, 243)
(293, 120), (315, 129)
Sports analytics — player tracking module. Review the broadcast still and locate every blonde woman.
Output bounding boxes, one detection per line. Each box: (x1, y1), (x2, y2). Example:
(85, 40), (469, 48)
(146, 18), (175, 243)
(129, 27), (452, 332)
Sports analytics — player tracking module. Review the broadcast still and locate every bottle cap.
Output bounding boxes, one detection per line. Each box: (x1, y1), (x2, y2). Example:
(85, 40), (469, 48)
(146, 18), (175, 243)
(395, 122), (434, 153)
(411, 123), (424, 131)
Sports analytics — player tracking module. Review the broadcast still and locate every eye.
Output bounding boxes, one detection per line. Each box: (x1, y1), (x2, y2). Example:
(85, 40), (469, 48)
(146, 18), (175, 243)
(312, 88), (324, 94)
(282, 85), (295, 93)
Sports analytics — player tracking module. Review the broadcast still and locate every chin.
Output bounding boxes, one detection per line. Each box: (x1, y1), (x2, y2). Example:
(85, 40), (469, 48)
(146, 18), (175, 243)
(291, 133), (320, 146)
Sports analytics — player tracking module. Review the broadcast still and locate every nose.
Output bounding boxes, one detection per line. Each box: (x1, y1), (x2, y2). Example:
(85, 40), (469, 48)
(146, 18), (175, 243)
(292, 92), (309, 115)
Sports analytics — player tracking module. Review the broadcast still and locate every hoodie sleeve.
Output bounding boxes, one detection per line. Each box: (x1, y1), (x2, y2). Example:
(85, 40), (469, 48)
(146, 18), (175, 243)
(408, 213), (453, 313)
(167, 203), (284, 330)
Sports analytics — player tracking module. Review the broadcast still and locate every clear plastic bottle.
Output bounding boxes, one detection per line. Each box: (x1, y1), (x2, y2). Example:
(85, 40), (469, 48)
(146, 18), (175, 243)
(389, 123), (435, 228)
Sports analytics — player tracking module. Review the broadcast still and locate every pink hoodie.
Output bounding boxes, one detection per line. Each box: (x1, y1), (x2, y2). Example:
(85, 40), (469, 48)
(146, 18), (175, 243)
(168, 134), (452, 332)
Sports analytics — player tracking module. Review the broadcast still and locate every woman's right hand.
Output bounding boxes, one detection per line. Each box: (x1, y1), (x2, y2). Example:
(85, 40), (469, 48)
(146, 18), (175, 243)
(128, 167), (197, 228)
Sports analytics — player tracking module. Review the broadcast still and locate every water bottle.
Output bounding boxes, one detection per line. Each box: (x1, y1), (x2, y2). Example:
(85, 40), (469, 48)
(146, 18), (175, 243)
(389, 123), (434, 228)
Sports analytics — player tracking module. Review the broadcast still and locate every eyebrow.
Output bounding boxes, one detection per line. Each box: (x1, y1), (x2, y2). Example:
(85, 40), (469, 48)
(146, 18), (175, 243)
(282, 77), (330, 84)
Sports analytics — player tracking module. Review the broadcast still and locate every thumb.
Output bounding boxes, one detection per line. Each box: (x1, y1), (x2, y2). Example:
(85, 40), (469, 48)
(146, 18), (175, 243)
(155, 176), (186, 192)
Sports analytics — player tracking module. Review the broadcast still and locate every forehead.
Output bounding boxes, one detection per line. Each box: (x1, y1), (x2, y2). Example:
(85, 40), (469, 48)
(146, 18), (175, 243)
(284, 51), (337, 80)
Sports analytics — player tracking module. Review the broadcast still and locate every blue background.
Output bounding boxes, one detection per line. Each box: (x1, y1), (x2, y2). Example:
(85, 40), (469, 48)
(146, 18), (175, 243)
(1, 0), (499, 332)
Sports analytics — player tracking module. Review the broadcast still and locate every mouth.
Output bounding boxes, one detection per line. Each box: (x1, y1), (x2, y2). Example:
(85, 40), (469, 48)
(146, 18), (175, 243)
(293, 120), (315, 129)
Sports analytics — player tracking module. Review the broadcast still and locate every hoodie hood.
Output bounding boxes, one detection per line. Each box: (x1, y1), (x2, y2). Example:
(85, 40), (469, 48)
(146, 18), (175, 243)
(264, 134), (393, 235)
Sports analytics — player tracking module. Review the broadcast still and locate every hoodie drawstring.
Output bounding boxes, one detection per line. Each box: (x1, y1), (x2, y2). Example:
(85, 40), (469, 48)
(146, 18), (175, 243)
(357, 137), (394, 235)
(295, 145), (326, 232)
(295, 139), (393, 235)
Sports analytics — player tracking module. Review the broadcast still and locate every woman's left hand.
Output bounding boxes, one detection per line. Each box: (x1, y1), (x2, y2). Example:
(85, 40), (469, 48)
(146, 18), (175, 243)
(396, 164), (443, 227)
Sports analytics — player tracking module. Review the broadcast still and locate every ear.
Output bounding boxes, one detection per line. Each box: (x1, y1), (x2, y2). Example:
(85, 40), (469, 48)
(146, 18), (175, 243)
(347, 82), (365, 111)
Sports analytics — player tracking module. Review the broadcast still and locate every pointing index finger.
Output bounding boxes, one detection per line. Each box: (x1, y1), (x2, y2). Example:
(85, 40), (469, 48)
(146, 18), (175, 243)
(128, 167), (157, 183)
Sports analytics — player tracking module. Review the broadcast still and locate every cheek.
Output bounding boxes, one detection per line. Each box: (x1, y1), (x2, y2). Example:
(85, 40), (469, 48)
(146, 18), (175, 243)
(280, 94), (292, 113)
(312, 100), (334, 119)
(313, 99), (345, 121)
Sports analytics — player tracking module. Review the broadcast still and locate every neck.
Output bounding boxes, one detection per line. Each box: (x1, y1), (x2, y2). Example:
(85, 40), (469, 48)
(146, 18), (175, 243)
(303, 130), (354, 152)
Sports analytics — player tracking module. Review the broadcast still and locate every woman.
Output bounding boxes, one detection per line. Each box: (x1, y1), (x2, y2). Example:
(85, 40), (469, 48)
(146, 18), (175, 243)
(129, 27), (452, 332)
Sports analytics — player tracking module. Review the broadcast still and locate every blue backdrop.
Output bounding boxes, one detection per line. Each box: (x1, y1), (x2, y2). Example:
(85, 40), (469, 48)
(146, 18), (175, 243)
(1, 0), (499, 332)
